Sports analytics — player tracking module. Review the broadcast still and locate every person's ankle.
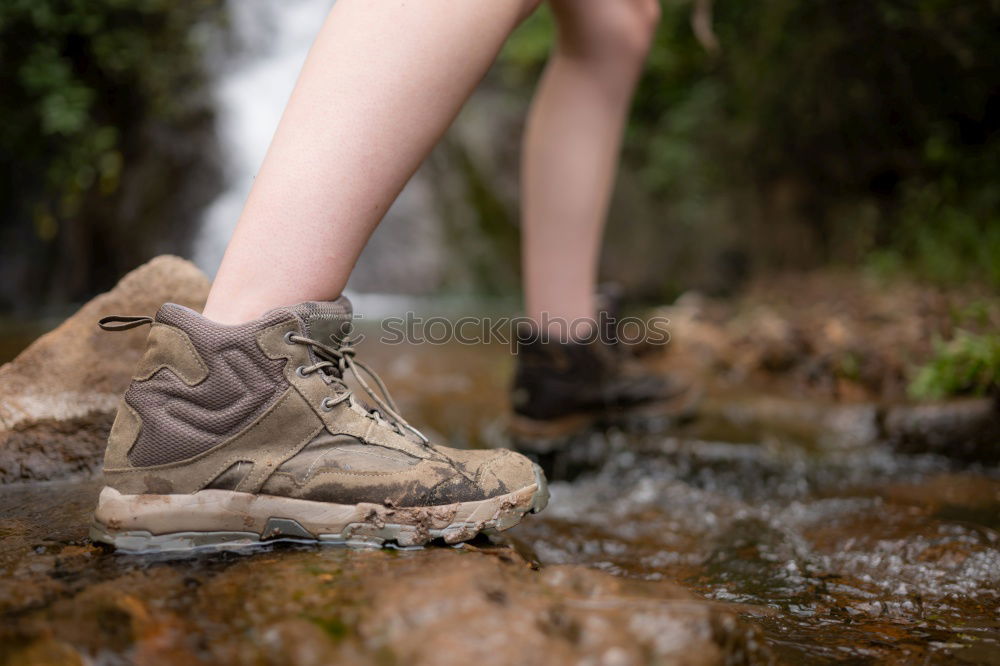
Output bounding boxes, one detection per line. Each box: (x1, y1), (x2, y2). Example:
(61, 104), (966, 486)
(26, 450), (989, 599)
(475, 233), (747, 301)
(522, 315), (600, 345)
(200, 302), (257, 326)
(201, 294), (278, 325)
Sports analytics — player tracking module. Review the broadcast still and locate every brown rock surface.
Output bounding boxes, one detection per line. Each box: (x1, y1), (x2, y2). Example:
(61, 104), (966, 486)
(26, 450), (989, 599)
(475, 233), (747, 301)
(0, 256), (209, 483)
(0, 476), (766, 665)
(885, 398), (1000, 462)
(652, 271), (994, 402)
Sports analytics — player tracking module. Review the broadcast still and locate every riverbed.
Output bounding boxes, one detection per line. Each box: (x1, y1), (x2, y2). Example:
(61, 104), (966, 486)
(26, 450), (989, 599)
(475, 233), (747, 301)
(2, 336), (998, 664)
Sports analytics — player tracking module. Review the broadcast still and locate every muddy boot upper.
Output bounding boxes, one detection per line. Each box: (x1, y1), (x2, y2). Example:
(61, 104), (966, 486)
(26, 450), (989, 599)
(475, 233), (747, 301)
(101, 298), (538, 507)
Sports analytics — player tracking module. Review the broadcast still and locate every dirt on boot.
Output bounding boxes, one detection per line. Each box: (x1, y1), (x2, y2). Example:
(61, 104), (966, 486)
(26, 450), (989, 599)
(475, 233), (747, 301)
(91, 297), (548, 552)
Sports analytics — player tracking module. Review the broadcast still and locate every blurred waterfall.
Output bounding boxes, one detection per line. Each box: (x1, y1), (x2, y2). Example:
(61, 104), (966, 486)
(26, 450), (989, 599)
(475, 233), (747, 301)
(194, 0), (332, 275)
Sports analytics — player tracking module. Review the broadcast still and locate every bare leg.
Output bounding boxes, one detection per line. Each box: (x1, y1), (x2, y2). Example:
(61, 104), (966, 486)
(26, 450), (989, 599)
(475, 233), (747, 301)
(204, 0), (540, 324)
(521, 0), (660, 334)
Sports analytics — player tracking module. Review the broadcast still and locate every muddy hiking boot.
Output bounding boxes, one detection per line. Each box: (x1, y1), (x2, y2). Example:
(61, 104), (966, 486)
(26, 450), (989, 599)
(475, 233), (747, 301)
(91, 297), (548, 553)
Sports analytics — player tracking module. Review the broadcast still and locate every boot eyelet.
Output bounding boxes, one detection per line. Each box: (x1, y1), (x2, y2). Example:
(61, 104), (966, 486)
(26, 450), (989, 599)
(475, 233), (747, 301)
(321, 397), (335, 411)
(283, 331), (295, 345)
(295, 366), (310, 378)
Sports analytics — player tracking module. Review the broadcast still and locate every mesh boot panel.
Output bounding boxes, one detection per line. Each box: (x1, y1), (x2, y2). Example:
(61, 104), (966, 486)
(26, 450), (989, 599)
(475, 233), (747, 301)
(125, 305), (292, 467)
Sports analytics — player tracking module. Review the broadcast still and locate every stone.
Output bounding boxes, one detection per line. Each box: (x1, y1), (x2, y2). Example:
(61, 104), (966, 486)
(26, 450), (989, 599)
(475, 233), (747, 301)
(347, 551), (765, 665)
(0, 481), (767, 665)
(884, 398), (1000, 462)
(0, 256), (209, 483)
(692, 395), (882, 451)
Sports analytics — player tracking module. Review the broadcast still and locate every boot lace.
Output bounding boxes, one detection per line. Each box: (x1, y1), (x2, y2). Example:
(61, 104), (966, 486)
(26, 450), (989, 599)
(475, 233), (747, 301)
(288, 332), (429, 444)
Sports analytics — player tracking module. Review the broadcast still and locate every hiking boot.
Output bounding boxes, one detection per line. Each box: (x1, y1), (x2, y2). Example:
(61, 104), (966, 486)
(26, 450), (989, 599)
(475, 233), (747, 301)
(509, 328), (689, 442)
(91, 297), (548, 552)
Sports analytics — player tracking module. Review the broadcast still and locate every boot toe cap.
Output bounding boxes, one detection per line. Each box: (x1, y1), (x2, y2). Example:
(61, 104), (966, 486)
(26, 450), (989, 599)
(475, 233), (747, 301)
(479, 448), (538, 493)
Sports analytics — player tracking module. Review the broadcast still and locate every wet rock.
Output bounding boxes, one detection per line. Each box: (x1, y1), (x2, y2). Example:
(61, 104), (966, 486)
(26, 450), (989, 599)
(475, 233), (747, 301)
(0, 256), (209, 483)
(686, 393), (998, 462)
(884, 398), (1000, 462)
(1, 542), (767, 666)
(692, 395), (881, 450)
(0, 479), (767, 664)
(355, 550), (764, 665)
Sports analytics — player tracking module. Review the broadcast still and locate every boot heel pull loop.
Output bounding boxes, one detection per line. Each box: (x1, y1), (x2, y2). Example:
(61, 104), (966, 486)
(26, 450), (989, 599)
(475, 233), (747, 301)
(98, 315), (154, 331)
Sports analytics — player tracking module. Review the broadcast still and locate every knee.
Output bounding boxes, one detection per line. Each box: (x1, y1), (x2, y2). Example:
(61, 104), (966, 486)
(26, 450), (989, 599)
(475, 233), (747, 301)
(558, 0), (661, 66)
(605, 0), (661, 62)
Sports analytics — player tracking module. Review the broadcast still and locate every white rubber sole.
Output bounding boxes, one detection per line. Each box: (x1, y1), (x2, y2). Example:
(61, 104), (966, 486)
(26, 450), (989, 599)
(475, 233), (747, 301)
(91, 465), (549, 553)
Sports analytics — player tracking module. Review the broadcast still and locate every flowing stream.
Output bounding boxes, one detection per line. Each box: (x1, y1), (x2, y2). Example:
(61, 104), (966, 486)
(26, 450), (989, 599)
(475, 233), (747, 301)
(3, 4), (998, 662)
(361, 336), (1000, 663)
(2, 337), (998, 663)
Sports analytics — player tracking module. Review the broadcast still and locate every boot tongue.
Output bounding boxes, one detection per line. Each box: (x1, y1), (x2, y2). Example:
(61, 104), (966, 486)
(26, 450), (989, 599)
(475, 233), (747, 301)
(284, 297), (388, 424)
(286, 297), (354, 345)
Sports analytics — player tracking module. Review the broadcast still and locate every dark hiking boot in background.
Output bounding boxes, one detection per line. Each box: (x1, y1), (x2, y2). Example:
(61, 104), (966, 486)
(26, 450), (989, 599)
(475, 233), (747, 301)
(508, 289), (693, 476)
(91, 297), (547, 553)
(509, 334), (689, 440)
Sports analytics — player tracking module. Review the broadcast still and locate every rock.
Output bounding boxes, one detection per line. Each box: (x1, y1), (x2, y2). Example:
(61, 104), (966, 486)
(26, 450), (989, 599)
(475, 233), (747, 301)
(690, 395), (1000, 459)
(1, 522), (768, 665)
(693, 395), (882, 450)
(0, 256), (209, 483)
(884, 398), (1000, 462)
(352, 552), (764, 665)
(0, 481), (767, 664)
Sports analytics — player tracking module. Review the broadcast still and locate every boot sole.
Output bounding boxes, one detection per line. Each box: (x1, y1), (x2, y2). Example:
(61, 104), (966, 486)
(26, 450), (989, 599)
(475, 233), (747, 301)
(91, 464), (549, 553)
(508, 413), (598, 441)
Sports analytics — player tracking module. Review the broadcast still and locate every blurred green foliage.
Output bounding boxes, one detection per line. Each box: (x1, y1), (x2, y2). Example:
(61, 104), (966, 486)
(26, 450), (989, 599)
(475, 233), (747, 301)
(0, 0), (225, 310)
(909, 301), (1000, 399)
(501, 0), (1000, 289)
(1, 0), (997, 313)
(909, 330), (1000, 399)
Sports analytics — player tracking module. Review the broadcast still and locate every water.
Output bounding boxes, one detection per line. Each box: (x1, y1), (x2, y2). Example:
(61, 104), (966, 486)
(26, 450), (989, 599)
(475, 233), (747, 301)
(362, 338), (1000, 663)
(2, 339), (998, 663)
(516, 441), (1000, 663)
